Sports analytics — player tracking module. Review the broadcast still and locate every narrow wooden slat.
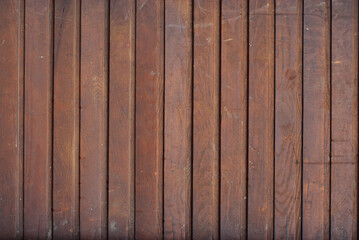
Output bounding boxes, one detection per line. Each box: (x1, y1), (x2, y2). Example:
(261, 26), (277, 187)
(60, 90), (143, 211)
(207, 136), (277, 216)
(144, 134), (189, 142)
(0, 0), (24, 238)
(108, 0), (135, 238)
(53, 0), (80, 238)
(80, 0), (108, 238)
(192, 0), (220, 239)
(274, 0), (302, 238)
(220, 0), (247, 238)
(164, 0), (192, 239)
(331, 0), (358, 238)
(247, 0), (275, 238)
(24, 0), (53, 238)
(302, 0), (331, 239)
(135, 0), (164, 238)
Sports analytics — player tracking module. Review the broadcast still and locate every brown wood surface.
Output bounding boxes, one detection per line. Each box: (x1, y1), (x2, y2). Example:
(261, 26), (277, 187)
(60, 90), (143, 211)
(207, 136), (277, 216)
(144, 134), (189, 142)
(274, 0), (302, 238)
(53, 0), (80, 238)
(220, 0), (247, 239)
(192, 0), (220, 239)
(0, 0), (24, 238)
(80, 0), (108, 238)
(135, 0), (164, 238)
(247, 0), (275, 238)
(0, 1), (359, 239)
(331, 0), (358, 238)
(24, 0), (53, 238)
(302, 0), (331, 239)
(108, 0), (135, 238)
(164, 0), (192, 239)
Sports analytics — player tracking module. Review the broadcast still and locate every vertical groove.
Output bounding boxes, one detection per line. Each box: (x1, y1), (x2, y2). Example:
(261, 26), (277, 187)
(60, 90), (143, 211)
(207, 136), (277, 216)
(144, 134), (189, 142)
(190, 0), (195, 238)
(300, 0), (304, 237)
(328, 0), (332, 238)
(245, 0), (250, 237)
(218, 0), (221, 237)
(50, 0), (55, 237)
(133, 0), (137, 238)
(162, 0), (166, 238)
(78, 0), (82, 237)
(106, 0), (111, 237)
(273, 0), (276, 238)
(22, 0), (26, 236)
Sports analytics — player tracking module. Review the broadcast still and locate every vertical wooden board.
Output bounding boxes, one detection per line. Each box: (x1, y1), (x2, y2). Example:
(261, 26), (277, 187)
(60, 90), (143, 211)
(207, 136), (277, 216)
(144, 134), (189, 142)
(0, 0), (24, 238)
(247, 0), (274, 238)
(53, 0), (80, 238)
(135, 0), (164, 238)
(164, 0), (192, 239)
(80, 0), (108, 238)
(302, 0), (331, 239)
(274, 0), (302, 238)
(192, 0), (220, 239)
(24, 0), (53, 238)
(108, 0), (135, 238)
(331, 0), (358, 238)
(220, 0), (247, 239)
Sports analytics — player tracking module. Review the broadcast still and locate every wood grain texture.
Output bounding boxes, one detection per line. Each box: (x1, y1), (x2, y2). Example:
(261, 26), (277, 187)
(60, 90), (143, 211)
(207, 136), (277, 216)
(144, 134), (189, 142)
(247, 0), (275, 238)
(135, 0), (164, 238)
(302, 0), (331, 239)
(274, 0), (302, 238)
(0, 0), (24, 238)
(192, 0), (220, 239)
(53, 0), (80, 238)
(220, 0), (247, 239)
(108, 0), (135, 238)
(331, 0), (358, 238)
(164, 0), (192, 239)
(80, 0), (108, 238)
(24, 0), (53, 238)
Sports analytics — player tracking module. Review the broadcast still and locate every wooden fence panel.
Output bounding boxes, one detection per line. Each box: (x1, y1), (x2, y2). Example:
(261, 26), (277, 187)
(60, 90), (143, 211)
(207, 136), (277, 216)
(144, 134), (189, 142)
(0, 1), (358, 239)
(0, 1), (23, 238)
(80, 1), (108, 238)
(24, 0), (53, 238)
(53, 0), (80, 238)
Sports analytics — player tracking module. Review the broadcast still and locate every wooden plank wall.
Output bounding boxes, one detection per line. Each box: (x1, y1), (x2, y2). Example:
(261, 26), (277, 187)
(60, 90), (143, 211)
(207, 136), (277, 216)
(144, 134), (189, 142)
(0, 0), (358, 239)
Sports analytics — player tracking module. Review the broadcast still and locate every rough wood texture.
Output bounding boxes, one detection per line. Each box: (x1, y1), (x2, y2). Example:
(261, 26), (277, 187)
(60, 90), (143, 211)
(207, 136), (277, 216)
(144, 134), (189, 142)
(80, 0), (108, 238)
(135, 0), (164, 238)
(164, 0), (192, 239)
(108, 0), (135, 239)
(0, 1), (359, 239)
(247, 0), (275, 238)
(220, 0), (247, 239)
(331, 0), (358, 238)
(24, 0), (53, 238)
(53, 0), (80, 238)
(0, 0), (24, 238)
(192, 0), (220, 239)
(302, 0), (331, 239)
(274, 0), (302, 238)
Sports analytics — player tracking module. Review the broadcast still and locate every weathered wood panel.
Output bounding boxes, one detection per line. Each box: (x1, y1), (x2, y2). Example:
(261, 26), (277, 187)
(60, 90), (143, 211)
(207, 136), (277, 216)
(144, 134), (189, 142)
(331, 0), (358, 238)
(0, 1), (358, 239)
(53, 0), (80, 238)
(274, 0), (302, 238)
(302, 0), (331, 239)
(108, 0), (135, 238)
(135, 0), (164, 238)
(192, 0), (220, 239)
(24, 0), (53, 238)
(220, 0), (247, 238)
(247, 0), (275, 238)
(80, 1), (108, 238)
(0, 0), (24, 238)
(164, 0), (192, 239)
